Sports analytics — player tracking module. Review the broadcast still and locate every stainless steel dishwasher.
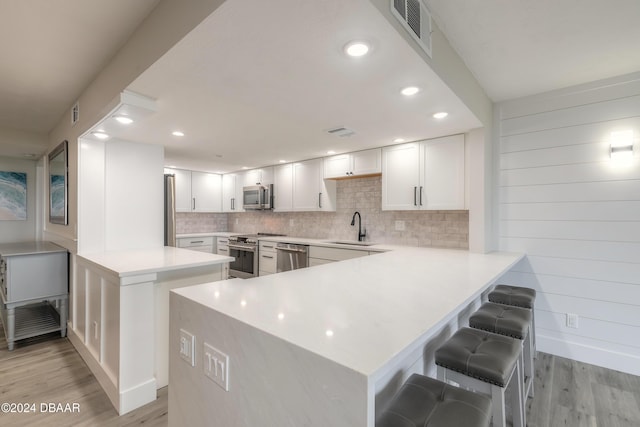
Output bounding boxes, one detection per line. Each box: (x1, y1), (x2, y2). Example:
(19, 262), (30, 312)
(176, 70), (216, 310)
(276, 243), (309, 272)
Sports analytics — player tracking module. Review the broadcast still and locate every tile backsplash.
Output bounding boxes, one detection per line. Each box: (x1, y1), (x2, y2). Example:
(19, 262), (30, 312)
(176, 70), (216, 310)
(177, 176), (468, 248)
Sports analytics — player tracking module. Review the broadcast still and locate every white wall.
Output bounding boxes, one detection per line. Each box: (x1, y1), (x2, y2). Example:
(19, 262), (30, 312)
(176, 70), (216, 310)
(0, 156), (38, 243)
(497, 72), (640, 375)
(78, 138), (164, 254)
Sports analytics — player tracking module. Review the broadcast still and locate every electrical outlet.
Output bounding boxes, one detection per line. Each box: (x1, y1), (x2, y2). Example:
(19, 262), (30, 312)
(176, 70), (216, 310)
(395, 220), (405, 231)
(235, 218), (239, 225)
(204, 342), (229, 391)
(566, 313), (579, 329)
(179, 329), (196, 366)
(289, 219), (295, 227)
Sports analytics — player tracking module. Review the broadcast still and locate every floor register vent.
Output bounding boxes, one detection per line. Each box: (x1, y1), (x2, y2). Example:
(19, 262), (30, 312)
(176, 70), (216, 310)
(391, 0), (432, 58)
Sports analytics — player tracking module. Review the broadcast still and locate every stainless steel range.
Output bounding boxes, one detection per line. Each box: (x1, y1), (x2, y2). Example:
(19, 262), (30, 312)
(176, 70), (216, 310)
(228, 233), (283, 279)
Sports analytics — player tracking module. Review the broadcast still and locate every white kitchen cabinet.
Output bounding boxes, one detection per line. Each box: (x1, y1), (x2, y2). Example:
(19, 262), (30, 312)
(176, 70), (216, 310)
(177, 236), (215, 253)
(166, 168), (222, 213)
(191, 171), (222, 212)
(258, 240), (277, 276)
(242, 166), (274, 186)
(222, 174), (243, 212)
(308, 245), (369, 265)
(323, 148), (381, 178)
(274, 163), (293, 212)
(381, 135), (465, 210)
(292, 159), (336, 211)
(217, 237), (230, 278)
(166, 168), (193, 212)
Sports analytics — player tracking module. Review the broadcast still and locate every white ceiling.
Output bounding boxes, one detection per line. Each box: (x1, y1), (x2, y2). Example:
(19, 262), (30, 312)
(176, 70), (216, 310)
(1, 0), (639, 168)
(425, 0), (640, 102)
(116, 0), (480, 173)
(0, 0), (159, 134)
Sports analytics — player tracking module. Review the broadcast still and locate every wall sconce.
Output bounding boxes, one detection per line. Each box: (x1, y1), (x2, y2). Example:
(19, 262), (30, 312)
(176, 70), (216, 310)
(610, 130), (634, 159)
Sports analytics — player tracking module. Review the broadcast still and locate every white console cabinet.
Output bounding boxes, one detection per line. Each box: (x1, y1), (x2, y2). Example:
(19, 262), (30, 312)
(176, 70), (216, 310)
(0, 242), (68, 351)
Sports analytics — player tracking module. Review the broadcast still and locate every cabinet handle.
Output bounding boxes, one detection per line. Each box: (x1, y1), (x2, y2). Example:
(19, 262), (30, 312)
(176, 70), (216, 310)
(318, 192), (322, 209)
(414, 186), (417, 206)
(262, 255), (274, 259)
(219, 248), (228, 252)
(231, 198), (235, 210)
(419, 186), (423, 206)
(190, 240), (204, 244)
(263, 245), (274, 249)
(192, 197), (196, 210)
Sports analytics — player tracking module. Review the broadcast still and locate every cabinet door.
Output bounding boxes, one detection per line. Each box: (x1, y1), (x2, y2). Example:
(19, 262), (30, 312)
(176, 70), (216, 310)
(222, 174), (238, 212)
(170, 168), (192, 212)
(422, 135), (465, 210)
(274, 163), (293, 212)
(381, 143), (421, 210)
(191, 172), (222, 212)
(352, 148), (381, 176)
(292, 159), (322, 211)
(243, 169), (261, 186)
(323, 154), (351, 178)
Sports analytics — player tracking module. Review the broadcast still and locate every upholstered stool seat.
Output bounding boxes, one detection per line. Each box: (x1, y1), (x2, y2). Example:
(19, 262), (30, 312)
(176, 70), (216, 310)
(488, 285), (536, 309)
(376, 374), (492, 427)
(488, 284), (537, 357)
(435, 327), (524, 427)
(470, 302), (534, 398)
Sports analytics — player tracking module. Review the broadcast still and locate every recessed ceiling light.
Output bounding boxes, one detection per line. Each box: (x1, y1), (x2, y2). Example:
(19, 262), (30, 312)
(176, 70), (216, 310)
(401, 86), (420, 96)
(172, 131), (185, 137)
(279, 160), (287, 163)
(344, 41), (369, 57)
(327, 150), (336, 155)
(114, 115), (133, 125)
(393, 138), (405, 143)
(433, 112), (449, 119)
(92, 131), (109, 140)
(21, 153), (37, 158)
(242, 166), (249, 170)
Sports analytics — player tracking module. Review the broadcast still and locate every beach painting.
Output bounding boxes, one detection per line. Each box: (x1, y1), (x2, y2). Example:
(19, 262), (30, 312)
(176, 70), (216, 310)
(50, 173), (66, 221)
(0, 171), (27, 220)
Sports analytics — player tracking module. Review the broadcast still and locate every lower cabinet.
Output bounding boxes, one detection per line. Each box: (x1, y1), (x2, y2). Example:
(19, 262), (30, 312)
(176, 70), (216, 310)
(258, 241), (277, 276)
(177, 236), (215, 253)
(217, 237), (230, 278)
(308, 246), (369, 266)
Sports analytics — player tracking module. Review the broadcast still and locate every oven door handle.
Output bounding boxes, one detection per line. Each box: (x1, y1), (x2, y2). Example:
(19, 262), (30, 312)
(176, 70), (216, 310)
(228, 244), (256, 253)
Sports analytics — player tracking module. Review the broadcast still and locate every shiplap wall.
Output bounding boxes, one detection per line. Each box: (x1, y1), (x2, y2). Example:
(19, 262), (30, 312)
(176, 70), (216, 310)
(497, 72), (640, 375)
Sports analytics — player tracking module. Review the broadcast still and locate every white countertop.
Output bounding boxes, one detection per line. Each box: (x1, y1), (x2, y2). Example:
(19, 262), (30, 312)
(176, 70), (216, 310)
(78, 246), (233, 278)
(173, 247), (523, 378)
(0, 241), (67, 256)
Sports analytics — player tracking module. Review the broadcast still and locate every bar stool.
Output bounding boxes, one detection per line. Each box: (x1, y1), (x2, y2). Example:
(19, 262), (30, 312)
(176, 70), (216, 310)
(469, 302), (534, 398)
(376, 373), (492, 427)
(435, 327), (524, 427)
(488, 284), (537, 354)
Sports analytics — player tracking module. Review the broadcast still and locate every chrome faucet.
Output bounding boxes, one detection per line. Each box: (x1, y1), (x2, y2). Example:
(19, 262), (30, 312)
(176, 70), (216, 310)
(350, 211), (366, 242)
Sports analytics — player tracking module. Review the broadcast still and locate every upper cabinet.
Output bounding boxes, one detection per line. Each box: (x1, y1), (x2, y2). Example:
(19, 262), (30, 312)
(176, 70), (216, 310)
(381, 135), (465, 210)
(282, 159), (335, 212)
(165, 168), (222, 213)
(273, 163), (293, 212)
(241, 166), (274, 187)
(222, 173), (243, 212)
(323, 148), (381, 179)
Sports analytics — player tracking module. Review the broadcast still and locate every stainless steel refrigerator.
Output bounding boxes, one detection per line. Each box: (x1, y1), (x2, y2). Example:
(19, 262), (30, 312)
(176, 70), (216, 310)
(164, 174), (176, 246)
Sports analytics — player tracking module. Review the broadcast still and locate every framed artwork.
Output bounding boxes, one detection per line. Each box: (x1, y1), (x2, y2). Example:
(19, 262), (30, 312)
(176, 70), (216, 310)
(49, 140), (68, 225)
(0, 171), (27, 221)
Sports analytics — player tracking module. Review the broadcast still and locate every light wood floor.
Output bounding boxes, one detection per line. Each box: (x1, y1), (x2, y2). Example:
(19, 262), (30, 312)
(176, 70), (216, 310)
(1, 330), (639, 426)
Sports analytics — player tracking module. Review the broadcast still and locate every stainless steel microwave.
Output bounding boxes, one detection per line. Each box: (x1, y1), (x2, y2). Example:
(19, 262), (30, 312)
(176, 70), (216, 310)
(243, 184), (273, 210)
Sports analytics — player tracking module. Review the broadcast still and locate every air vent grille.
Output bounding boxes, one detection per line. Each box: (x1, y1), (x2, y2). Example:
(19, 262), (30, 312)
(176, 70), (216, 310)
(327, 127), (355, 137)
(390, 0), (432, 58)
(71, 102), (79, 125)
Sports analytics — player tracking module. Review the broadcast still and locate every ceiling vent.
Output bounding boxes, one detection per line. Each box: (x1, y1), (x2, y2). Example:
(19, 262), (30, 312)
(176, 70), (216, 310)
(390, 0), (432, 58)
(327, 127), (355, 137)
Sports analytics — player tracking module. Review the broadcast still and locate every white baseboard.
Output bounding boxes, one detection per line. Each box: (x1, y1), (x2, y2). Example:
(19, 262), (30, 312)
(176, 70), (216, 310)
(538, 333), (640, 376)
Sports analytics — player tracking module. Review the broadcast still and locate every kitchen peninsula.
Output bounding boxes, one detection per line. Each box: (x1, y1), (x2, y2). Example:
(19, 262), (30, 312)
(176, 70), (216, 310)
(68, 246), (232, 415)
(169, 246), (523, 426)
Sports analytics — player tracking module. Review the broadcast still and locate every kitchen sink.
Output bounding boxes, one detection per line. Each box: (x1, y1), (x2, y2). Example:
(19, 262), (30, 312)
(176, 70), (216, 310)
(326, 240), (377, 247)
